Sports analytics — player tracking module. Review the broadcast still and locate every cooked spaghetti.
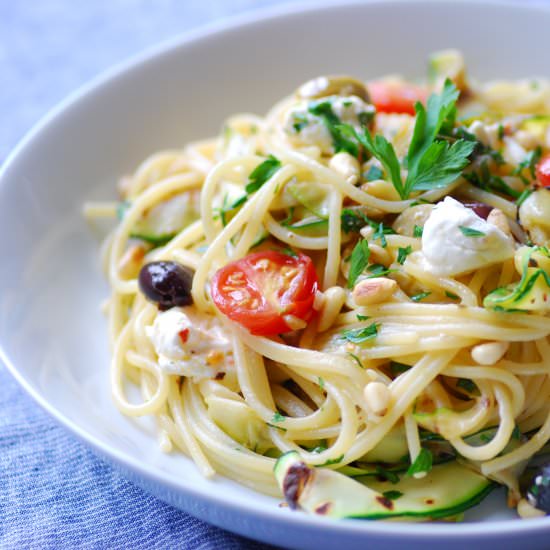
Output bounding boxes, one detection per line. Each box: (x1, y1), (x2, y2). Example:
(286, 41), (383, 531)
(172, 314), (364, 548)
(85, 50), (550, 520)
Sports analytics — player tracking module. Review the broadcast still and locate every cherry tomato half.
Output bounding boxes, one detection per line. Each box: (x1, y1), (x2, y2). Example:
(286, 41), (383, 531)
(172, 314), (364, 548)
(211, 250), (319, 336)
(368, 81), (428, 116)
(536, 153), (550, 188)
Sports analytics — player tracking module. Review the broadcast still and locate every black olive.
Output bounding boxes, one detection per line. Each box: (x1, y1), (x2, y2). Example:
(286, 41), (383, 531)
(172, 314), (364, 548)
(462, 201), (493, 220)
(138, 261), (194, 310)
(525, 463), (550, 514)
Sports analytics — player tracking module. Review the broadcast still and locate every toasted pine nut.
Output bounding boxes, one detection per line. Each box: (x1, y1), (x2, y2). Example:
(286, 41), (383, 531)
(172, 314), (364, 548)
(353, 277), (397, 306)
(487, 208), (512, 238)
(363, 381), (391, 417)
(318, 286), (347, 331)
(517, 498), (545, 519)
(471, 341), (509, 365)
(368, 243), (391, 265)
(329, 152), (360, 185)
(360, 225), (374, 239)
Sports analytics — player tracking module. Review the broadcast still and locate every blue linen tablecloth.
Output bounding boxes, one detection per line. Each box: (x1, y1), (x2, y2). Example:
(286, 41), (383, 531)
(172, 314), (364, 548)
(0, 2), (306, 548)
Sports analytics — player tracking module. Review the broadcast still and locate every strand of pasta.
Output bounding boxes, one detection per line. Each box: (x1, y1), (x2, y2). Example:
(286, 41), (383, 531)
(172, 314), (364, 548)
(109, 172), (202, 294)
(191, 165), (295, 311)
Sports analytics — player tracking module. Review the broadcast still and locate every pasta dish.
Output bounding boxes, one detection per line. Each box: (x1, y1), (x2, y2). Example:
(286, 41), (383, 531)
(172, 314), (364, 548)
(85, 50), (550, 521)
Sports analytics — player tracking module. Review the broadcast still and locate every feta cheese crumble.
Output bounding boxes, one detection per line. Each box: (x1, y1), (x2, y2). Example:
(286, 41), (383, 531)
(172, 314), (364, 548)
(146, 308), (232, 378)
(283, 95), (374, 155)
(420, 197), (515, 277)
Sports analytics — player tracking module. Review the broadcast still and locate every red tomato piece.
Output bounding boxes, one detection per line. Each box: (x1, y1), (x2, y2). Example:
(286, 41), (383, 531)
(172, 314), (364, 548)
(211, 250), (319, 336)
(368, 80), (428, 115)
(536, 153), (550, 188)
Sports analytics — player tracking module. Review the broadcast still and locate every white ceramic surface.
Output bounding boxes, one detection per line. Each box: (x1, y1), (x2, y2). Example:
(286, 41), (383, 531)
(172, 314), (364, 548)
(2, 1), (550, 548)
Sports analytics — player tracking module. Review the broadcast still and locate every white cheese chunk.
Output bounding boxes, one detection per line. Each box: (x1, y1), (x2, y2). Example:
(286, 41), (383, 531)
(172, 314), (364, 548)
(146, 308), (231, 378)
(421, 196), (515, 277)
(283, 95), (374, 155)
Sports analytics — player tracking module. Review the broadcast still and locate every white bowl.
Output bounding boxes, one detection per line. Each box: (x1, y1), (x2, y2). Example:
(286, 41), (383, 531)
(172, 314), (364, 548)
(2, 1), (550, 548)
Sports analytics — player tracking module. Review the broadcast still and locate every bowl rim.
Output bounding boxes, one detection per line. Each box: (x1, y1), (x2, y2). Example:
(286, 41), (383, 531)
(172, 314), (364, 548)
(2, 0), (550, 541)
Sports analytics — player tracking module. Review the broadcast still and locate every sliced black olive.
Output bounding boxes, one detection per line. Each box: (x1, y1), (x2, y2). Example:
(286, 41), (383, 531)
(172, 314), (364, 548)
(462, 201), (493, 220)
(524, 463), (550, 514)
(138, 261), (194, 310)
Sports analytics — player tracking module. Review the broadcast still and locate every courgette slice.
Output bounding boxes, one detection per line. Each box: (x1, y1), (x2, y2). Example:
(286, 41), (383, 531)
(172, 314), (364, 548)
(121, 193), (200, 246)
(288, 216), (329, 237)
(275, 451), (494, 520)
(484, 246), (550, 312)
(287, 181), (331, 219)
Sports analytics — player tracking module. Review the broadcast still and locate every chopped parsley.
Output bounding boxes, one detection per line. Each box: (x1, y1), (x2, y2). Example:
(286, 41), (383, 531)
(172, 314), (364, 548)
(245, 155), (282, 194)
(516, 188), (534, 207)
(341, 209), (369, 233)
(406, 448), (433, 477)
(413, 225), (423, 238)
(374, 222), (388, 248)
(456, 378), (477, 394)
(445, 290), (459, 300)
(366, 263), (396, 278)
(342, 81), (475, 199)
(292, 113), (309, 133)
(219, 193), (247, 226)
(411, 291), (431, 302)
(382, 490), (404, 501)
(271, 412), (285, 423)
(375, 465), (400, 484)
(397, 245), (413, 265)
(356, 314), (370, 321)
(348, 239), (370, 288)
(267, 423), (287, 432)
(280, 246), (298, 258)
(390, 361), (411, 376)
(513, 147), (542, 183)
(308, 101), (360, 157)
(318, 377), (325, 390)
(463, 159), (521, 200)
(342, 323), (379, 344)
(459, 226), (485, 238)
(347, 352), (365, 369)
(319, 455), (345, 467)
(218, 156), (282, 224)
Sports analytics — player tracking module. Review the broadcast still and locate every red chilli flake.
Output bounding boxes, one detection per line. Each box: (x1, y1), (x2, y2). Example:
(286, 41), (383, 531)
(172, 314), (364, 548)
(178, 328), (190, 344)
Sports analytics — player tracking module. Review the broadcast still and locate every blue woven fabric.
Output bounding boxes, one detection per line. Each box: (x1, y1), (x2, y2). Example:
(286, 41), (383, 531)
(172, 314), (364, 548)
(0, 367), (279, 549)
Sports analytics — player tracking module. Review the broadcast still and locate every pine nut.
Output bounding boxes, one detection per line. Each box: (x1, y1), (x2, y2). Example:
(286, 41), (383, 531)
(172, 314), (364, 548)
(353, 277), (397, 306)
(363, 381), (391, 417)
(471, 341), (509, 365)
(517, 498), (545, 519)
(487, 208), (512, 238)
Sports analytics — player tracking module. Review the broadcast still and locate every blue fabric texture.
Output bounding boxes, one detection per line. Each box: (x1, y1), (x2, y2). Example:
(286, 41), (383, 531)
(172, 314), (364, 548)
(0, 2), (296, 548)
(0, 369), (277, 549)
